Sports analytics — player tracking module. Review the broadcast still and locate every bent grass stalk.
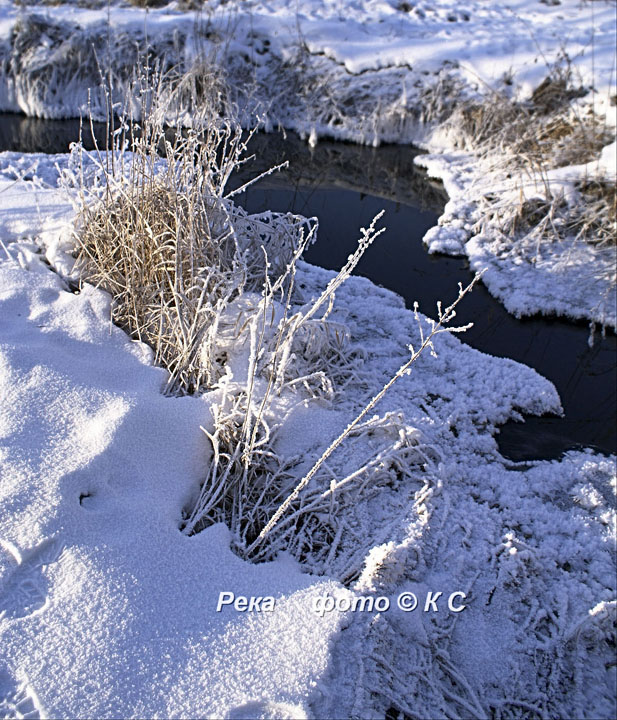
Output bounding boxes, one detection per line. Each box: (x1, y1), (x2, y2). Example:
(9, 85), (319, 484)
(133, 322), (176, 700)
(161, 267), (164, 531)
(245, 272), (482, 559)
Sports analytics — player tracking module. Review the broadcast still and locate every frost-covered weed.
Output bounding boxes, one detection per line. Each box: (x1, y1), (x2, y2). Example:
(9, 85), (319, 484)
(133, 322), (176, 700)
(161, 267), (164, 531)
(239, 278), (480, 577)
(67, 65), (461, 579)
(68, 68), (310, 394)
(180, 214), (394, 562)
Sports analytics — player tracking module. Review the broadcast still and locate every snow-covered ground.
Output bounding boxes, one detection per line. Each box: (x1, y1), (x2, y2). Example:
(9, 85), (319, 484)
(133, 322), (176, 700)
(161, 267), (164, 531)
(0, 2), (616, 719)
(0, 147), (615, 718)
(0, 0), (615, 324)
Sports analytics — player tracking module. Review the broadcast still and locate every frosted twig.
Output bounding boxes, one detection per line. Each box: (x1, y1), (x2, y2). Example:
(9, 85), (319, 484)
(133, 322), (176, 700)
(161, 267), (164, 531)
(245, 272), (483, 556)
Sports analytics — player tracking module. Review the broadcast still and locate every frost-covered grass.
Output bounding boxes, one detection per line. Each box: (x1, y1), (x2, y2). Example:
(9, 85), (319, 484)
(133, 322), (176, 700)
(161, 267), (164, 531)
(440, 63), (616, 254)
(67, 70), (483, 573)
(69, 79), (300, 395)
(0, 2), (616, 719)
(0, 0), (614, 324)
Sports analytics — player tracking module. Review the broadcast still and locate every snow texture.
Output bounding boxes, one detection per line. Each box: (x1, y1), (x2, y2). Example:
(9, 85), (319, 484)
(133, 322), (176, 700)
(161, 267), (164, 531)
(0, 149), (615, 718)
(0, 1), (615, 718)
(0, 198), (347, 719)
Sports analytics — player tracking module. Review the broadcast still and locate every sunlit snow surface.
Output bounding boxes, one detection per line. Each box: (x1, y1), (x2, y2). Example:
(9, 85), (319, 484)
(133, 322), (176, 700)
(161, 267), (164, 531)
(0, 158), (348, 719)
(0, 151), (615, 718)
(0, 1), (616, 718)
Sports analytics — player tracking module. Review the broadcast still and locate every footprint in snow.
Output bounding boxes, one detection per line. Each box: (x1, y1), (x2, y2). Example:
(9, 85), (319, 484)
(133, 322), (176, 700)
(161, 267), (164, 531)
(0, 537), (64, 621)
(0, 664), (43, 720)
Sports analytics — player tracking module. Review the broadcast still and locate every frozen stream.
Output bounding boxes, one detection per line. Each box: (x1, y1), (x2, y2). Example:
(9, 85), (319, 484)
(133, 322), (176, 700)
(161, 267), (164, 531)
(1, 112), (614, 460)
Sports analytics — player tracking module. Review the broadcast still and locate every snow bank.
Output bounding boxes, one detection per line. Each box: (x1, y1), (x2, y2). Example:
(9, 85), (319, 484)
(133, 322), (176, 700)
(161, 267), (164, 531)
(0, 150), (615, 717)
(0, 0), (614, 325)
(418, 149), (617, 328)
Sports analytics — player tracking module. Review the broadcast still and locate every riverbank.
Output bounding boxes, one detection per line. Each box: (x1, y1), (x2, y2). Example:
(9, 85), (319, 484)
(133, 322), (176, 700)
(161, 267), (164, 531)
(0, 3), (616, 719)
(0, 0), (615, 326)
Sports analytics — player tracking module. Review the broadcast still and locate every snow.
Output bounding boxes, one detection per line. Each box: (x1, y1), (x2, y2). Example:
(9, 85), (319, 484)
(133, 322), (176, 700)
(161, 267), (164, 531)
(0, 1), (615, 718)
(0, 0), (614, 324)
(0, 148), (615, 717)
(0, 233), (348, 719)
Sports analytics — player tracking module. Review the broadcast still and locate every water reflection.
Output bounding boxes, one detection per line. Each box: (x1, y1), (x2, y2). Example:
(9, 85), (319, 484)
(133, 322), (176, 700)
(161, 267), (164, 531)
(1, 113), (614, 460)
(230, 130), (448, 214)
(0, 112), (108, 154)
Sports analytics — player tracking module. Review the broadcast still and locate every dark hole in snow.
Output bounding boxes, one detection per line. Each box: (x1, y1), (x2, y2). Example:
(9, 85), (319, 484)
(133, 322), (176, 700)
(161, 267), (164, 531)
(385, 706), (412, 720)
(0, 114), (614, 461)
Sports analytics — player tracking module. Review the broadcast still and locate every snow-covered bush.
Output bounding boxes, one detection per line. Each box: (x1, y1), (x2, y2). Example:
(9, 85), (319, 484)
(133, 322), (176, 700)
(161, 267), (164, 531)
(2, 10), (228, 122)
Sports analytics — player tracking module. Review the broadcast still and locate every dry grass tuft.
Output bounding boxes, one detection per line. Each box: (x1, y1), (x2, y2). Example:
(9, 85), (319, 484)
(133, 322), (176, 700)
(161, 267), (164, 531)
(440, 62), (616, 261)
(126, 0), (171, 7)
(453, 73), (611, 171)
(530, 74), (587, 115)
(70, 67), (308, 394)
(78, 176), (239, 394)
(573, 179), (616, 245)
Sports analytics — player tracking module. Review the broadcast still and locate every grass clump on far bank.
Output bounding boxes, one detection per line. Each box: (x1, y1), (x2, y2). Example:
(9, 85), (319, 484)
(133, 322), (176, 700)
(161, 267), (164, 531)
(449, 65), (611, 170)
(445, 64), (616, 250)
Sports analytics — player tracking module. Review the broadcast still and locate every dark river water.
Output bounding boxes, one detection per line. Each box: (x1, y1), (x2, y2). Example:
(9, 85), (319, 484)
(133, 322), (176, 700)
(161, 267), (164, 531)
(1, 113), (615, 461)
